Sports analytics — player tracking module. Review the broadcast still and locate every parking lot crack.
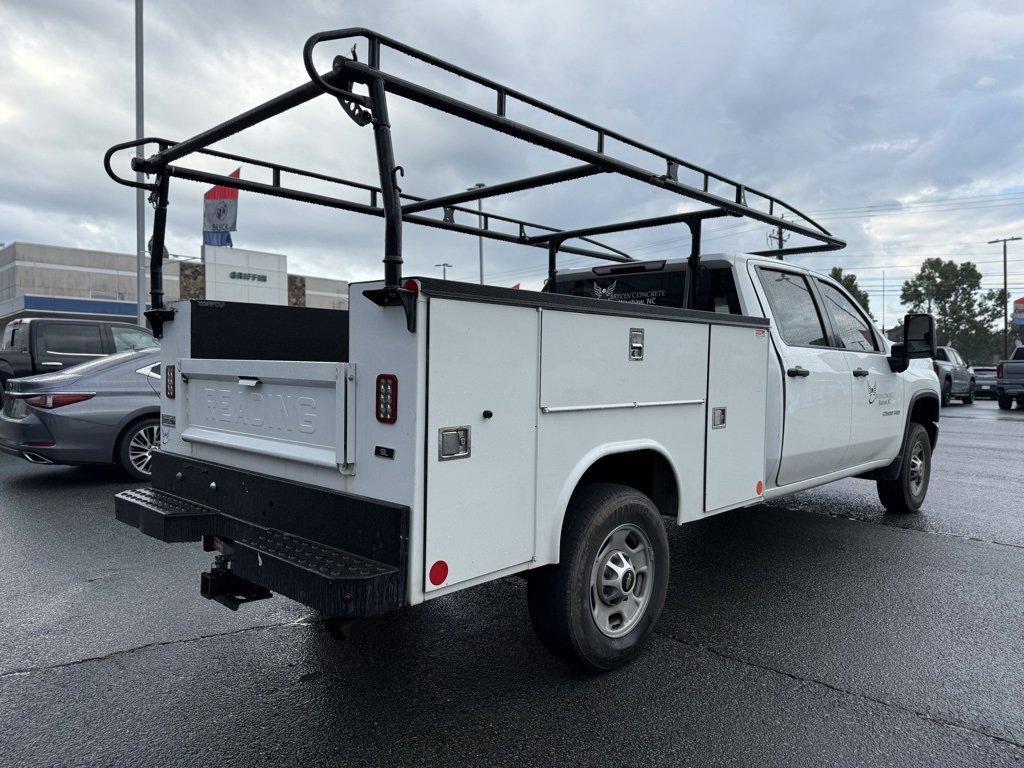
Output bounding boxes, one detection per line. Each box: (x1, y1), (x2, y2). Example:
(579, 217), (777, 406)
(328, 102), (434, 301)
(658, 631), (1024, 751)
(0, 620), (307, 680)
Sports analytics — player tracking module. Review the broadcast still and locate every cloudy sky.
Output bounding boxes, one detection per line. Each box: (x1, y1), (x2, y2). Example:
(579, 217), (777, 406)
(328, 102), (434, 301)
(1, 0), (1023, 325)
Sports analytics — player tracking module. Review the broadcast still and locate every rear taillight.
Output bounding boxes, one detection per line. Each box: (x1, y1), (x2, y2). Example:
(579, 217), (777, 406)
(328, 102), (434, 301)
(25, 393), (94, 409)
(165, 364), (176, 399)
(376, 374), (397, 424)
(933, 363), (940, 377)
(997, 363), (1004, 379)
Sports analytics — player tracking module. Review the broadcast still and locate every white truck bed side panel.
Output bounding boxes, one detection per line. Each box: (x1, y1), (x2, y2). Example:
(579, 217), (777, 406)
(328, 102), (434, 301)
(345, 283), (426, 510)
(536, 311), (709, 563)
(704, 325), (768, 513)
(424, 299), (538, 591)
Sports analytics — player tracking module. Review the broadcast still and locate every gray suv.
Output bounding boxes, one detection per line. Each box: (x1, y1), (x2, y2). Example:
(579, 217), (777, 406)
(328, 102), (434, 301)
(933, 346), (974, 406)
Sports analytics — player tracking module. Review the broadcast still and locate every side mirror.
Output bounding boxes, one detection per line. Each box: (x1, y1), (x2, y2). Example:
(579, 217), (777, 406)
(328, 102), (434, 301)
(888, 313), (936, 373)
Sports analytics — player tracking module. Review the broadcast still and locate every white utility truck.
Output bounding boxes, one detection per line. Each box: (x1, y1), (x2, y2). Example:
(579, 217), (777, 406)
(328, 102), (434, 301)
(108, 28), (940, 670)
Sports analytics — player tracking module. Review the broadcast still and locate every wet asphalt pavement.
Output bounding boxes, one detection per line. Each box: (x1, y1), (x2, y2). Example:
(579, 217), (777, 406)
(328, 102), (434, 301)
(1, 400), (1022, 767)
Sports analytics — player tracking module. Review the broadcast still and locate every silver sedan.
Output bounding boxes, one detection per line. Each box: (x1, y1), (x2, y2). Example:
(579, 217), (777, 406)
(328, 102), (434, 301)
(0, 348), (160, 479)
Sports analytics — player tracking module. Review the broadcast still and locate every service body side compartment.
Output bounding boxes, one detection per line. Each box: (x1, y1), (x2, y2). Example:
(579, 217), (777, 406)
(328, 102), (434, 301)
(703, 324), (768, 513)
(535, 311), (709, 561)
(423, 298), (539, 592)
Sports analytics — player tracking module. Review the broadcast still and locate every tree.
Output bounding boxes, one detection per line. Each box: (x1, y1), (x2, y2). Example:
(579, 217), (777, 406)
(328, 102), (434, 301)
(829, 267), (872, 318)
(900, 258), (1005, 364)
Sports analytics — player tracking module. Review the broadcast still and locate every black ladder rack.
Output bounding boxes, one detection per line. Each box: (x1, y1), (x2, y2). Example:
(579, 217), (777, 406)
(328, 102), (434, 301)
(105, 26), (845, 335)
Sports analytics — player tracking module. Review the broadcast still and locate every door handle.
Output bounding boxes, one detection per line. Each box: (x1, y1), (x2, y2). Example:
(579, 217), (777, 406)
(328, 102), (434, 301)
(237, 376), (261, 387)
(786, 366), (810, 378)
(853, 368), (870, 377)
(40, 362), (63, 368)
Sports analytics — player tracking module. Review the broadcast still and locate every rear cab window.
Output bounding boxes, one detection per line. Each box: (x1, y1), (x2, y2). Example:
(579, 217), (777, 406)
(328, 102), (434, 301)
(755, 268), (828, 347)
(551, 263), (741, 314)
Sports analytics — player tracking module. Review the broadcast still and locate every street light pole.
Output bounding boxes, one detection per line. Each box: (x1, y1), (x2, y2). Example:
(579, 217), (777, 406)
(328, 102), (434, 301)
(134, 0), (146, 327)
(434, 262), (453, 280)
(469, 183), (485, 283)
(988, 236), (1021, 359)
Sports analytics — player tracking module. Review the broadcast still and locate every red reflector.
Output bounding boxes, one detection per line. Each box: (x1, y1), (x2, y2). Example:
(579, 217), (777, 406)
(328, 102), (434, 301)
(25, 393), (94, 409)
(428, 560), (448, 586)
(756, 480), (764, 496)
(376, 374), (398, 424)
(430, 561), (450, 585)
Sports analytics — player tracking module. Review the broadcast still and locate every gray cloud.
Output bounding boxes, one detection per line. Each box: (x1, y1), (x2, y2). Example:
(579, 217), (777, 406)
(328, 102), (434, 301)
(1, 0), (1023, 318)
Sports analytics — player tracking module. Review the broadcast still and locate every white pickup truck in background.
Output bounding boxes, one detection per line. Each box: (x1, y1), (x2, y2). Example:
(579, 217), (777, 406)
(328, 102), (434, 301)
(108, 27), (940, 670)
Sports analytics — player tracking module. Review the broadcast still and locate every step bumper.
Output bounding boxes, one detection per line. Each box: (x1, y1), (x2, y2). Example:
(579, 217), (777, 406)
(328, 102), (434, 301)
(115, 452), (409, 618)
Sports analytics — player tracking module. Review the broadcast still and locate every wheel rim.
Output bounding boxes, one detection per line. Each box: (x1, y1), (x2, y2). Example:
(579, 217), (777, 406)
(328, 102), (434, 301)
(128, 424), (159, 475)
(908, 440), (926, 496)
(589, 523), (654, 638)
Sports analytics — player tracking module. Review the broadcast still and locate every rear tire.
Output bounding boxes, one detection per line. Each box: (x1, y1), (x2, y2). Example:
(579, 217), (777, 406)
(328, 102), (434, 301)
(940, 379), (952, 407)
(117, 417), (160, 481)
(877, 422), (931, 513)
(527, 483), (669, 672)
(961, 382), (975, 405)
(998, 394), (1013, 410)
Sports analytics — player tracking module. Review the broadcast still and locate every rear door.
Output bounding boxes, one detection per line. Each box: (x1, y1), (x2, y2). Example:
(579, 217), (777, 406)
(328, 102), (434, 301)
(814, 279), (903, 467)
(949, 349), (969, 393)
(753, 266), (852, 485)
(35, 322), (106, 371)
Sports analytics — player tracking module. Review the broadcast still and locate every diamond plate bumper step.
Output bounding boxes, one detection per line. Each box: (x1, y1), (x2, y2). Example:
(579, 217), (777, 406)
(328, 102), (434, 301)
(116, 485), (404, 617)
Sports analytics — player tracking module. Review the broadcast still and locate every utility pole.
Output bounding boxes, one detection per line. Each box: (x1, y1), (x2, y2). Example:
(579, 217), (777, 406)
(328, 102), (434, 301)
(469, 183), (485, 283)
(766, 214), (788, 257)
(134, 0), (146, 327)
(435, 262), (453, 280)
(881, 270), (885, 332)
(988, 236), (1021, 359)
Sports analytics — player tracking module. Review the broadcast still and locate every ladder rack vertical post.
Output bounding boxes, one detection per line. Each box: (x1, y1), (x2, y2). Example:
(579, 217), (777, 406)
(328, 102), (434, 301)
(368, 76), (403, 289)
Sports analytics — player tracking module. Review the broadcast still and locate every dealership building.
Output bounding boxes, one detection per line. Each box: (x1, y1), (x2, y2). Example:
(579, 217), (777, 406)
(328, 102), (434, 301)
(0, 242), (348, 326)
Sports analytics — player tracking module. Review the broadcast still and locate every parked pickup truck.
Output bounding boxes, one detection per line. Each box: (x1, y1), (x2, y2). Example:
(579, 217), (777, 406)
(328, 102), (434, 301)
(933, 346), (975, 406)
(0, 317), (156, 408)
(996, 347), (1024, 410)
(108, 28), (940, 670)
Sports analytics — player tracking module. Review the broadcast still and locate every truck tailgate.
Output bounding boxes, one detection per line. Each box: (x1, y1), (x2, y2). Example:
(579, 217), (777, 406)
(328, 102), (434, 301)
(1001, 361), (1024, 381)
(177, 359), (355, 470)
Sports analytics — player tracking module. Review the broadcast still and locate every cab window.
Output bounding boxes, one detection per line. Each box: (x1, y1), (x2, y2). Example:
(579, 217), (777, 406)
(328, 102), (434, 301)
(756, 269), (828, 347)
(816, 281), (879, 352)
(44, 324), (103, 355)
(112, 325), (157, 352)
(935, 348), (949, 362)
(0, 322), (16, 350)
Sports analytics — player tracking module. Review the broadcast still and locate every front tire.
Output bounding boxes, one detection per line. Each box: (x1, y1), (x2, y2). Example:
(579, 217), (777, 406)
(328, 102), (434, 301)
(877, 422), (931, 513)
(117, 418), (160, 481)
(961, 382), (975, 405)
(527, 483), (669, 672)
(998, 394), (1013, 410)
